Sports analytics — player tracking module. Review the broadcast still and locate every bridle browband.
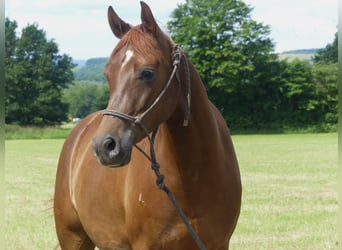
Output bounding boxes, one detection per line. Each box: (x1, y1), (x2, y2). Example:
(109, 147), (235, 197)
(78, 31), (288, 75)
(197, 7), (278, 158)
(101, 45), (206, 250)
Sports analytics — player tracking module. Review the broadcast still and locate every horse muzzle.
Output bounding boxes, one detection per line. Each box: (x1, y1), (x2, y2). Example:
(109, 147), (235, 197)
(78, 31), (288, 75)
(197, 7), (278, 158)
(92, 134), (133, 167)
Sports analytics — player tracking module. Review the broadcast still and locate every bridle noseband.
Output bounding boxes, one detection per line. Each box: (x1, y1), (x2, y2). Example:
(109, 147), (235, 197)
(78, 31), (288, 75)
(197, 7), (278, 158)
(100, 45), (206, 250)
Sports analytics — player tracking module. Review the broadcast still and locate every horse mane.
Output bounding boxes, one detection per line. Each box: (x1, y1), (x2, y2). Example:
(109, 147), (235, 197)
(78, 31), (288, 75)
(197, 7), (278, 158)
(113, 25), (173, 62)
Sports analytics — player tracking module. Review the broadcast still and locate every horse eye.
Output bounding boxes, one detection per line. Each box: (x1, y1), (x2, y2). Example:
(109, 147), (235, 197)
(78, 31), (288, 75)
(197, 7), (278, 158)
(139, 68), (155, 81)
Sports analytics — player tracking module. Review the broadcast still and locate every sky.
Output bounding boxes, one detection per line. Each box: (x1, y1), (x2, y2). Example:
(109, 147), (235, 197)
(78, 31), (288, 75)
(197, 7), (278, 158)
(5, 0), (338, 60)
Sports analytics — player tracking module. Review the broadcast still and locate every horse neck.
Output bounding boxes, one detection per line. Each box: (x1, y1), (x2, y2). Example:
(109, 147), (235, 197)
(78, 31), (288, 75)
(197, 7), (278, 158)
(158, 61), (219, 176)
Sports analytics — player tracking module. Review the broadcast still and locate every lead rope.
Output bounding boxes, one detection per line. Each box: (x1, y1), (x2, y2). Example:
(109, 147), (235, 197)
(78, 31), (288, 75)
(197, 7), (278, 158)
(103, 45), (205, 249)
(134, 127), (207, 250)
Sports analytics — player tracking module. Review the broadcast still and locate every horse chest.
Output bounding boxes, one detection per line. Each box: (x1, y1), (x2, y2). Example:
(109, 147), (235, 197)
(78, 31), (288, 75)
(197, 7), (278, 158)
(68, 136), (235, 249)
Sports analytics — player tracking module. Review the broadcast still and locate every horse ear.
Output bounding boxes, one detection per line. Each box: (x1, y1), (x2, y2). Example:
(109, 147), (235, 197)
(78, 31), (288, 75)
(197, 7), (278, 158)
(107, 6), (132, 39)
(140, 1), (159, 36)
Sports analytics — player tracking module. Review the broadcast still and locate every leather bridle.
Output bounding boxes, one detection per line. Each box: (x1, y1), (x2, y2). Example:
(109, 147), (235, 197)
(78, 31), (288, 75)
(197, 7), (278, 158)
(102, 45), (191, 133)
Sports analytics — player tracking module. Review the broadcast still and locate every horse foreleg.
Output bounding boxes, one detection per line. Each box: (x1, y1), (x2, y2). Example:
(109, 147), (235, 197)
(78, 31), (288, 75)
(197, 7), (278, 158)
(54, 200), (96, 250)
(56, 230), (95, 250)
(54, 167), (95, 249)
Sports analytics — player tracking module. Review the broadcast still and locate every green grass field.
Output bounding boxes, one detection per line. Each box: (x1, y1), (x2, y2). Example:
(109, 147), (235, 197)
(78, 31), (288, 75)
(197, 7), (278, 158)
(278, 53), (314, 62)
(5, 133), (337, 249)
(5, 124), (72, 140)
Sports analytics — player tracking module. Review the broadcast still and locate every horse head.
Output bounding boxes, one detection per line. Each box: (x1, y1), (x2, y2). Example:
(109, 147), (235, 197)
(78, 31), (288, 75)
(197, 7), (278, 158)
(93, 2), (188, 167)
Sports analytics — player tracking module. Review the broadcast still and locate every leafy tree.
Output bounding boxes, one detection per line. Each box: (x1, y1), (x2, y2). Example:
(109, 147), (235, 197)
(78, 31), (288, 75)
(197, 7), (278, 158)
(63, 81), (109, 118)
(274, 58), (337, 130)
(5, 19), (18, 118)
(277, 59), (317, 126)
(314, 32), (338, 64)
(5, 18), (17, 62)
(311, 63), (338, 126)
(5, 18), (74, 126)
(167, 0), (279, 130)
(311, 33), (338, 129)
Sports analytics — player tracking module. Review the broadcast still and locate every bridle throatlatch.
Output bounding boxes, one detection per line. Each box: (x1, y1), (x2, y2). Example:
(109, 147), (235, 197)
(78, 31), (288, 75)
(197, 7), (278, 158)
(102, 46), (206, 250)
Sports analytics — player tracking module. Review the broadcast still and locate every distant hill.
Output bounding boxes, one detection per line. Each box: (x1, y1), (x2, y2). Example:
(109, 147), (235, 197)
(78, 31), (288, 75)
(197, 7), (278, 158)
(73, 59), (87, 67)
(281, 48), (319, 55)
(73, 57), (108, 82)
(73, 48), (322, 81)
(278, 48), (320, 62)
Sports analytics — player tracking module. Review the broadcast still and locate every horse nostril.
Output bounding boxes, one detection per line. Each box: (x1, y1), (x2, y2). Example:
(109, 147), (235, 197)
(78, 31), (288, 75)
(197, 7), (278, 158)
(93, 134), (132, 167)
(103, 137), (116, 152)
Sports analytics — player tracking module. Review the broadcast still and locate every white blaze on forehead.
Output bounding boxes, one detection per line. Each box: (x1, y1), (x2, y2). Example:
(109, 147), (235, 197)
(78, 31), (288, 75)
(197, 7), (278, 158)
(121, 49), (134, 68)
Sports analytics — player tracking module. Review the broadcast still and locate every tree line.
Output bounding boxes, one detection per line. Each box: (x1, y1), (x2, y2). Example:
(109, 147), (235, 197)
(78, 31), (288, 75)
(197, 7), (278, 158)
(168, 0), (337, 132)
(5, 0), (337, 132)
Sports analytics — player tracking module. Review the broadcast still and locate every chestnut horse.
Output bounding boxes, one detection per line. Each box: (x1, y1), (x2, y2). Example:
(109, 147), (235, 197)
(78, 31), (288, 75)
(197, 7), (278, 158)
(54, 2), (241, 249)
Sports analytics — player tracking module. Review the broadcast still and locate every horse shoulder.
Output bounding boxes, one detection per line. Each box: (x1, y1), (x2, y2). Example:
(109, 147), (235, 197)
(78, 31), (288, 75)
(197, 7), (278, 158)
(56, 111), (103, 195)
(54, 112), (103, 248)
(209, 100), (241, 197)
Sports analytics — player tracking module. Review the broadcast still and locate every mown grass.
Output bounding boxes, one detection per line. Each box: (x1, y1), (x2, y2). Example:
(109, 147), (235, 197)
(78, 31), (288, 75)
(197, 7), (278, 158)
(5, 124), (72, 140)
(5, 139), (64, 249)
(230, 133), (338, 249)
(278, 53), (314, 62)
(5, 133), (337, 249)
